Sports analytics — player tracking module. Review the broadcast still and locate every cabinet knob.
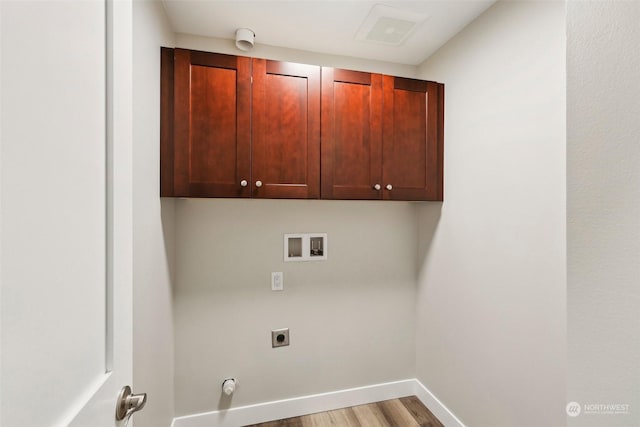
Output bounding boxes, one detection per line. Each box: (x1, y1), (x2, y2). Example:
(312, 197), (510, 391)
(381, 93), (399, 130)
(240, 180), (248, 187)
(255, 180), (263, 188)
(386, 184), (393, 191)
(373, 184), (381, 191)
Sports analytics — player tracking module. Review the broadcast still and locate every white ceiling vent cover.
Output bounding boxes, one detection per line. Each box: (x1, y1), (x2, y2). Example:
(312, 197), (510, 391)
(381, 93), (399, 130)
(355, 4), (429, 46)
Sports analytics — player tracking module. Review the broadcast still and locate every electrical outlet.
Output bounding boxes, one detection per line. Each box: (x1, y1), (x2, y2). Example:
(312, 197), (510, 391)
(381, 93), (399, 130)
(271, 272), (283, 291)
(271, 328), (289, 348)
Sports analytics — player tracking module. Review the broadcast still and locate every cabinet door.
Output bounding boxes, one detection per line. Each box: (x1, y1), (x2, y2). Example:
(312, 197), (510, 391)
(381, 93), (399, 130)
(382, 76), (444, 201)
(167, 48), (251, 197)
(252, 59), (320, 198)
(321, 68), (383, 199)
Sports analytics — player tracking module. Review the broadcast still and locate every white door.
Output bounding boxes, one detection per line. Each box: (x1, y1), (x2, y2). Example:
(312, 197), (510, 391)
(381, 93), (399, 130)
(0, 1), (135, 426)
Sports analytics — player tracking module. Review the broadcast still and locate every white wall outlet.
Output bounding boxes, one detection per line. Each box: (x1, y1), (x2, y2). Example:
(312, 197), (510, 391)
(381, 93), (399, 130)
(271, 272), (283, 291)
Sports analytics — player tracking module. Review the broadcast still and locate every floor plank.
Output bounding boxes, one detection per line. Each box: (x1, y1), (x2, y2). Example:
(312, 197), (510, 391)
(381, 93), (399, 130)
(243, 396), (444, 427)
(351, 401), (389, 427)
(377, 399), (420, 427)
(328, 408), (360, 426)
(306, 411), (336, 427)
(399, 396), (443, 426)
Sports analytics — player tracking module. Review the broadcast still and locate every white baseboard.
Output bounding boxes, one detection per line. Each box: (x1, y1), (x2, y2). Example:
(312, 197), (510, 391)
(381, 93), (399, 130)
(414, 379), (466, 427)
(172, 378), (465, 427)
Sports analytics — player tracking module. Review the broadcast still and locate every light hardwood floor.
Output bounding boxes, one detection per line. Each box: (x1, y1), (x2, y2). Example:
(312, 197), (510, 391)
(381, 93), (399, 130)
(243, 396), (444, 427)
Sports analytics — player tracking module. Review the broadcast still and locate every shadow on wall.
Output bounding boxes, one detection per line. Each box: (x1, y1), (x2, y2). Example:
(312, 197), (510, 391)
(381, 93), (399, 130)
(415, 203), (443, 281)
(161, 198), (177, 297)
(218, 389), (232, 411)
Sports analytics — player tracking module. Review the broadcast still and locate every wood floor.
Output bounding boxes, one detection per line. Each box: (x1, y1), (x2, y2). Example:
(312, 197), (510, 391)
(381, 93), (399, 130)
(243, 396), (444, 427)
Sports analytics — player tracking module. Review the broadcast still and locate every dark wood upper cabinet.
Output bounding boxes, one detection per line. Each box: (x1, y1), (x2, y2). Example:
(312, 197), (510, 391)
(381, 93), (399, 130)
(382, 77), (444, 201)
(252, 59), (320, 199)
(161, 49), (320, 198)
(321, 68), (383, 200)
(161, 48), (443, 201)
(321, 70), (444, 201)
(162, 48), (251, 197)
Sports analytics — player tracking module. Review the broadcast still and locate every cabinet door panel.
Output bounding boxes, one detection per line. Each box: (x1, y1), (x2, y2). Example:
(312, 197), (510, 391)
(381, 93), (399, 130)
(252, 59), (320, 198)
(321, 68), (382, 199)
(189, 66), (237, 183)
(170, 48), (251, 197)
(382, 76), (443, 201)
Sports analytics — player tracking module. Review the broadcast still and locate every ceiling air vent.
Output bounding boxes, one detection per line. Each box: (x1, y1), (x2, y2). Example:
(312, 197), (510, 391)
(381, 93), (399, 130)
(355, 4), (429, 46)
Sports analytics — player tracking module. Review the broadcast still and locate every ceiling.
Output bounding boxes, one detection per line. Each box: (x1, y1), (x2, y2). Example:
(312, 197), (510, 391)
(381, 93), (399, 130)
(161, 1), (497, 66)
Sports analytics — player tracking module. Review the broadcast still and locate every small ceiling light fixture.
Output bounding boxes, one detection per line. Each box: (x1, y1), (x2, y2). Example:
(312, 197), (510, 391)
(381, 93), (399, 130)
(235, 28), (255, 51)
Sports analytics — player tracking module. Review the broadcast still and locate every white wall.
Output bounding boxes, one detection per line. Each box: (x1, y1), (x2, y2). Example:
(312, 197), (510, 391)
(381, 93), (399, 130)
(173, 199), (418, 416)
(132, 1), (175, 426)
(567, 2), (640, 426)
(415, 2), (566, 426)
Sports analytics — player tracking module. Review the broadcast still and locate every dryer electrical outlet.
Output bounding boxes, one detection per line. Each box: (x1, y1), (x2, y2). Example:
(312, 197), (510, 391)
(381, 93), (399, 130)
(271, 328), (290, 348)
